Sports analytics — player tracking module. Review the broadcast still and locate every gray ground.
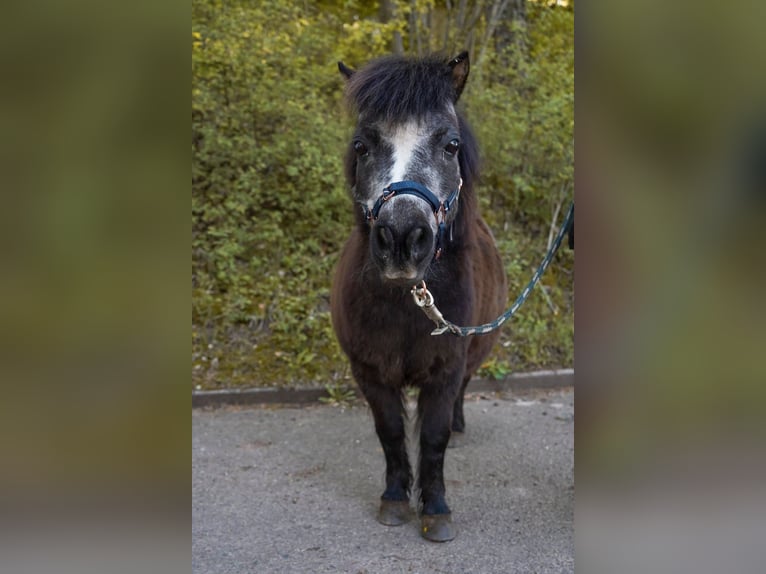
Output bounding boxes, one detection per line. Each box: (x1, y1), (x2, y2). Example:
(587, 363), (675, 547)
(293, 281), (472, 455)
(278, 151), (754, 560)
(193, 388), (573, 574)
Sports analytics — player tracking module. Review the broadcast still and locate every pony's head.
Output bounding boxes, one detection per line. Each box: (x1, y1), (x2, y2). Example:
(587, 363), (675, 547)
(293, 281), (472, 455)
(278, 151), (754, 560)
(340, 52), (478, 286)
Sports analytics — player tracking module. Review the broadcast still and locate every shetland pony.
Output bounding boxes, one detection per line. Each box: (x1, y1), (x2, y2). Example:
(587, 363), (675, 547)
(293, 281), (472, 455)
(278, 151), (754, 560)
(331, 52), (507, 541)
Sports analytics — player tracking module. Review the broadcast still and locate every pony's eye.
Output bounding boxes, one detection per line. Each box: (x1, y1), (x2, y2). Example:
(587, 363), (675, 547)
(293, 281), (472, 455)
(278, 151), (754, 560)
(353, 140), (368, 156)
(444, 139), (460, 155)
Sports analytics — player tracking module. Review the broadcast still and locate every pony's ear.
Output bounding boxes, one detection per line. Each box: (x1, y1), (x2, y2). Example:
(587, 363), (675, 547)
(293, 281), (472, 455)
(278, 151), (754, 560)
(448, 51), (470, 101)
(338, 61), (355, 80)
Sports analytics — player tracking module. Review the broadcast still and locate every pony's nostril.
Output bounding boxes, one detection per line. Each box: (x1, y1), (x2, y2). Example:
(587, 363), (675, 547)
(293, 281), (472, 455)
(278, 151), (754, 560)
(375, 225), (393, 250)
(406, 226), (431, 260)
(406, 226), (422, 250)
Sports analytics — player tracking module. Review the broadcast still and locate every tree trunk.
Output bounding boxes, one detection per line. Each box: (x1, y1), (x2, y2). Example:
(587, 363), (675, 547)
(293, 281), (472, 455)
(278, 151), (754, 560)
(380, 0), (404, 55)
(494, 0), (527, 59)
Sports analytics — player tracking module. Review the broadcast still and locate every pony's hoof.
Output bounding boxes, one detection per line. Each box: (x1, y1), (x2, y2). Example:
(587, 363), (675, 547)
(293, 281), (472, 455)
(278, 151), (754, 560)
(420, 514), (456, 542)
(377, 500), (411, 526)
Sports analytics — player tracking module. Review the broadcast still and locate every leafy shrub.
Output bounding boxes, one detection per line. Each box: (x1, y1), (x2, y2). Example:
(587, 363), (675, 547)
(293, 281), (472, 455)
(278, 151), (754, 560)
(192, 0), (573, 389)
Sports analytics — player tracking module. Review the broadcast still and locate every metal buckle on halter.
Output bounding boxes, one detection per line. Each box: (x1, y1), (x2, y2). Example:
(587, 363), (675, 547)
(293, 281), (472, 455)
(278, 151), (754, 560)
(436, 204), (447, 225)
(381, 188), (396, 202)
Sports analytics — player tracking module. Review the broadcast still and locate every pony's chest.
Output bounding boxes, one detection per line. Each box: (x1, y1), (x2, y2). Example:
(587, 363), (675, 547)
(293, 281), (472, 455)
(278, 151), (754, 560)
(346, 302), (460, 385)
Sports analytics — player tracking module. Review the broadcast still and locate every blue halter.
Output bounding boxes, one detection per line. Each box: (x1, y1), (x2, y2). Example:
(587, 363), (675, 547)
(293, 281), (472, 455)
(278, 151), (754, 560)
(363, 180), (462, 259)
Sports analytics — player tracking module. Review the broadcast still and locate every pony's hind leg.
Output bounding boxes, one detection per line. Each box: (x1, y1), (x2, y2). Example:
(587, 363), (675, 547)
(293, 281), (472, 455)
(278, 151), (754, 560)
(357, 378), (412, 526)
(447, 374), (471, 449)
(451, 373), (472, 434)
(417, 378), (462, 542)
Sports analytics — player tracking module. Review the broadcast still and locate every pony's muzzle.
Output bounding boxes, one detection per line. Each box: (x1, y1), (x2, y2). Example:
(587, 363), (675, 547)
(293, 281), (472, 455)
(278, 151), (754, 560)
(371, 218), (435, 284)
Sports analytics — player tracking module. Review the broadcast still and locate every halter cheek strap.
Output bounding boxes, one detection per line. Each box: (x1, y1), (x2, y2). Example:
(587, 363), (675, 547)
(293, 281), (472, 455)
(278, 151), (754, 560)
(362, 179), (462, 259)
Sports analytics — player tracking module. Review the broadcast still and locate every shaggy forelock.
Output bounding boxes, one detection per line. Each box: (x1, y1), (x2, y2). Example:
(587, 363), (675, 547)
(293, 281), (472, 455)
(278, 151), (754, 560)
(345, 54), (456, 122)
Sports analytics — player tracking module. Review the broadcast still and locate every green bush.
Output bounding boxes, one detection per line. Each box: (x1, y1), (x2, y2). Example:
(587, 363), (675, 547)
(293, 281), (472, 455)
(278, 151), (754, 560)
(192, 0), (573, 389)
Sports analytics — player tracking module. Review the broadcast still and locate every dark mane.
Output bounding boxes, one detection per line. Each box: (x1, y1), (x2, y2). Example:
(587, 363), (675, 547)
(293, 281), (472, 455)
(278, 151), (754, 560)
(343, 53), (481, 201)
(456, 114), (480, 203)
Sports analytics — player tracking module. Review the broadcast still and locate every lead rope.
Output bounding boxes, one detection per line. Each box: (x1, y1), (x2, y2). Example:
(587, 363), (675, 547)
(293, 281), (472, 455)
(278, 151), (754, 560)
(411, 202), (574, 336)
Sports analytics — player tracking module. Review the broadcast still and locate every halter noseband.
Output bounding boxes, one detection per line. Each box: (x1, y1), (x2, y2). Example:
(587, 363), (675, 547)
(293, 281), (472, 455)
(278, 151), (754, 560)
(363, 179), (462, 259)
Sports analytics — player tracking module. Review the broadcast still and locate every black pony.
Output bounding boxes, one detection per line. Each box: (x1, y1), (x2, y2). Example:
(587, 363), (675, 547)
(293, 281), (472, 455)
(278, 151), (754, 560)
(331, 52), (507, 542)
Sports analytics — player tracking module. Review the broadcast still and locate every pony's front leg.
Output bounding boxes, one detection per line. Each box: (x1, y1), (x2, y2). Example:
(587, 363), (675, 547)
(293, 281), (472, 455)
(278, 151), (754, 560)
(417, 374), (462, 542)
(354, 371), (412, 526)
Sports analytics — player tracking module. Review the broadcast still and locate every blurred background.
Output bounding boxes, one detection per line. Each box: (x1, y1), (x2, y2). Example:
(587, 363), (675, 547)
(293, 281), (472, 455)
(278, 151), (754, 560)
(0, 1), (188, 573)
(577, 0), (766, 572)
(191, 0), (575, 391)
(1, 0), (764, 572)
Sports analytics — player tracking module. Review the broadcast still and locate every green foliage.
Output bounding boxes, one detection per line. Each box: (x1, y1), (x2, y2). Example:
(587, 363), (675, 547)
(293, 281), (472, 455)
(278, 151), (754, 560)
(192, 0), (573, 389)
(319, 384), (358, 408)
(477, 358), (511, 381)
